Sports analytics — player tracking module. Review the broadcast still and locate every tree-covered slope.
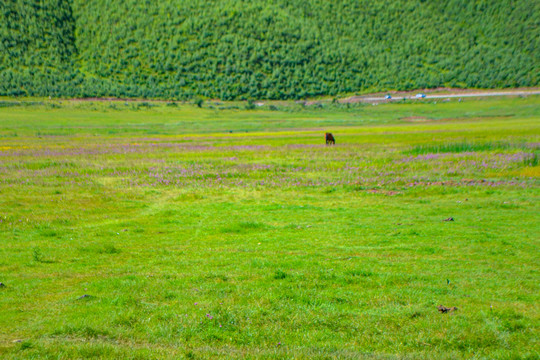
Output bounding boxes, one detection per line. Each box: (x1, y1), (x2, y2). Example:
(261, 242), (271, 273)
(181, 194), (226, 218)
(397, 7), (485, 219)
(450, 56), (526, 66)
(0, 0), (78, 96)
(1, 0), (539, 99)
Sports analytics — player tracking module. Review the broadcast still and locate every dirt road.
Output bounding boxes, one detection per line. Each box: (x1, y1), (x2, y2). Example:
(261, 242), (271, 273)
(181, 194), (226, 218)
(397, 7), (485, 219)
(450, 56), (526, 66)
(341, 89), (540, 104)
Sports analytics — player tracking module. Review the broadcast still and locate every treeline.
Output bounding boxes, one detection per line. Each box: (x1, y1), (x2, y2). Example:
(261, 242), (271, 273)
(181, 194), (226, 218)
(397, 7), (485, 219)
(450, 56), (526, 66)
(1, 0), (538, 99)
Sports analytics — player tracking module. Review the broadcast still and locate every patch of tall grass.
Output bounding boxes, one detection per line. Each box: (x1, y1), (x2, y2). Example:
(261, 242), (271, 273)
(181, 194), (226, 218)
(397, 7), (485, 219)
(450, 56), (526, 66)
(409, 141), (529, 155)
(0, 101), (44, 107)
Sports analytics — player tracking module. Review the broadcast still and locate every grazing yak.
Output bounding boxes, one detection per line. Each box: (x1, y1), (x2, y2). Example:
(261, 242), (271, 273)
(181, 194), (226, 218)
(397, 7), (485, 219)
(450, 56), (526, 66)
(325, 132), (335, 145)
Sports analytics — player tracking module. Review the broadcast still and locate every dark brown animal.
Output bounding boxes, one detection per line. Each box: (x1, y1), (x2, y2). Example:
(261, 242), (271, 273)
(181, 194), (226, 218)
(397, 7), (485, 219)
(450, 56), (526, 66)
(325, 132), (335, 145)
(437, 305), (458, 313)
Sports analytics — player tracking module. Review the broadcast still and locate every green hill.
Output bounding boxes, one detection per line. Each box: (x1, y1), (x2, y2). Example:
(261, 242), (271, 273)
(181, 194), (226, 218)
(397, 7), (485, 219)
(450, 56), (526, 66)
(1, 0), (538, 99)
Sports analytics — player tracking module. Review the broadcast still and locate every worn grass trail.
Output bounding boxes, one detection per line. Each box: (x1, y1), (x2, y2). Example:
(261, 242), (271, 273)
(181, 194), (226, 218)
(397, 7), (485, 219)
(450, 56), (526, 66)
(0, 97), (539, 359)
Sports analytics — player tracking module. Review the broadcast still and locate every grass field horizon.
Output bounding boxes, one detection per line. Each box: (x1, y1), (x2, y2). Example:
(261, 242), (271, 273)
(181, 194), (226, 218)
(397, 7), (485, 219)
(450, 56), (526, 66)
(0, 96), (539, 359)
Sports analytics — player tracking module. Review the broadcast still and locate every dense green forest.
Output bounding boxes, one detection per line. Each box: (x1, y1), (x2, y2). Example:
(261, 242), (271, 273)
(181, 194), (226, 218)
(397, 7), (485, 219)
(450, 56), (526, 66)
(1, 0), (538, 99)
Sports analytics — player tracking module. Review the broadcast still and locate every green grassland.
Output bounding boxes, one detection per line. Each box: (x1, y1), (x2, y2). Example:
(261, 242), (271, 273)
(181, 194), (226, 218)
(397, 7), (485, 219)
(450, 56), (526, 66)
(0, 96), (539, 359)
(1, 0), (538, 99)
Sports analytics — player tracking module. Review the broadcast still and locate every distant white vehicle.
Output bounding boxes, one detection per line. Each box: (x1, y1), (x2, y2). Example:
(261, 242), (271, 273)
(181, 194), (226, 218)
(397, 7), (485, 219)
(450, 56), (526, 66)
(415, 93), (426, 98)
(384, 95), (392, 99)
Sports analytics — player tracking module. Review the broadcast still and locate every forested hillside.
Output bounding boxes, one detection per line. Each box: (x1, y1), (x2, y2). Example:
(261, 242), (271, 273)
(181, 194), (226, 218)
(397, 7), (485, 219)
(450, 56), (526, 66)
(0, 0), (77, 96)
(1, 0), (538, 99)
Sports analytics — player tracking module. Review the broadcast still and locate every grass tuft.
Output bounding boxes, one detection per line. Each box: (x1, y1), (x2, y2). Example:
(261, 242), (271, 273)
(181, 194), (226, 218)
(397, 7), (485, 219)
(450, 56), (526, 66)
(19, 341), (33, 350)
(99, 244), (121, 254)
(32, 248), (43, 262)
(523, 153), (538, 167)
(346, 270), (374, 277)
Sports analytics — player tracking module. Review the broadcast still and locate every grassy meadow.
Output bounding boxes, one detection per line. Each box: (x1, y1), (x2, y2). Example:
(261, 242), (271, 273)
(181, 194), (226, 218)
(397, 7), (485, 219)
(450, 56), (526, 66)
(0, 97), (539, 359)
